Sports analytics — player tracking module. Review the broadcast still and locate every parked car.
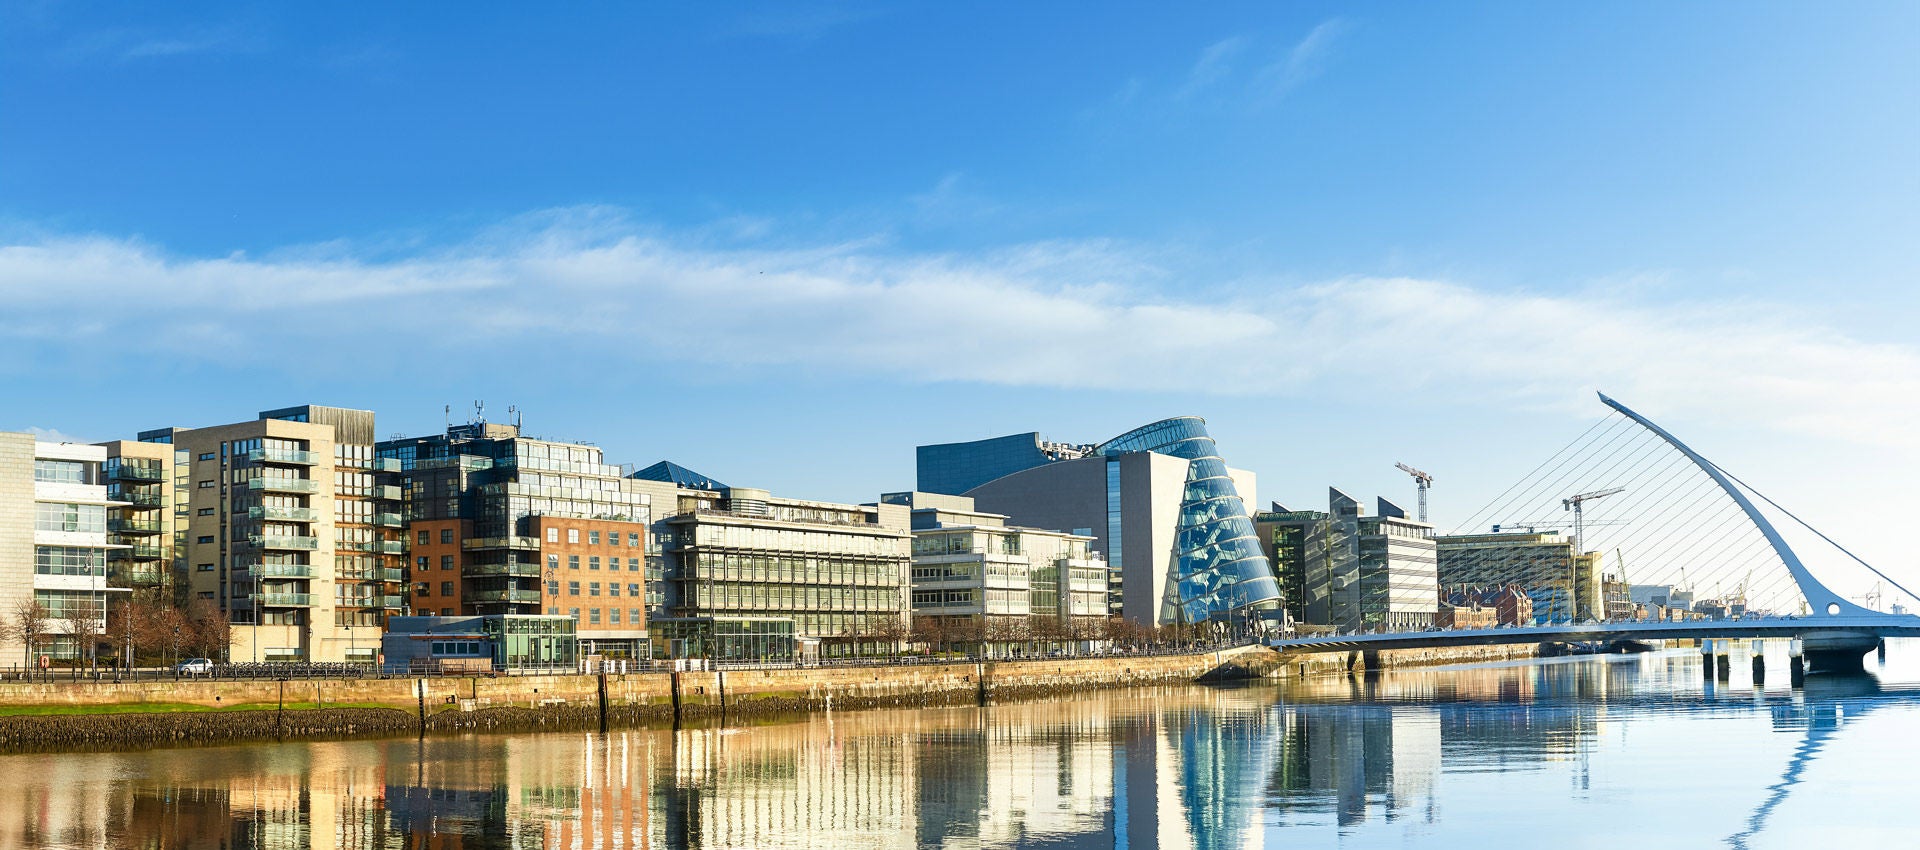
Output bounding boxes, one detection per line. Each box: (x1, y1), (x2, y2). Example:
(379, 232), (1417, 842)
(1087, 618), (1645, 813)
(176, 658), (214, 675)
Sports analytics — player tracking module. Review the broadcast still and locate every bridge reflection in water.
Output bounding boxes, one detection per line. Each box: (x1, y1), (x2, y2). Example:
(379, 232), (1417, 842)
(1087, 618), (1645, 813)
(0, 649), (1915, 848)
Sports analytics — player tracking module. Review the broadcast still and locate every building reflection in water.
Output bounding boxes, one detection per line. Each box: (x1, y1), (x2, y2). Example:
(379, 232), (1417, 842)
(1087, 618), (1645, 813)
(0, 650), (1894, 849)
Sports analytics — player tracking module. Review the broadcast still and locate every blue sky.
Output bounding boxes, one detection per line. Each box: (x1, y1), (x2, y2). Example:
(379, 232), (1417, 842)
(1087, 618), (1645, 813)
(4, 3), (1918, 596)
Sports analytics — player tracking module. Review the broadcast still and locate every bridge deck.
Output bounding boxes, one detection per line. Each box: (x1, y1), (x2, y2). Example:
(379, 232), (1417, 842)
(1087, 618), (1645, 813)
(1268, 614), (1920, 653)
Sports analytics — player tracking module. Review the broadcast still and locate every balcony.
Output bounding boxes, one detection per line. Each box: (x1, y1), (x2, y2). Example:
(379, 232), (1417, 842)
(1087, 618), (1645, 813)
(109, 516), (164, 534)
(382, 567), (406, 582)
(248, 505), (319, 522)
(253, 593), (314, 607)
(375, 485), (403, 501)
(375, 512), (404, 528)
(249, 535), (320, 551)
(250, 564), (315, 579)
(462, 536), (542, 552)
(110, 542), (167, 560)
(112, 489), (166, 508)
(371, 457), (402, 473)
(111, 565), (168, 586)
(466, 562), (543, 578)
(376, 540), (407, 555)
(467, 589), (542, 604)
(250, 478), (318, 494)
(108, 462), (166, 482)
(382, 595), (405, 609)
(248, 448), (318, 466)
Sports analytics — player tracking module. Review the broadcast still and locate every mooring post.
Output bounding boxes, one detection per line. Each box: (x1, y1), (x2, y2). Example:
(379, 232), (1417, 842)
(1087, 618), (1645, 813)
(597, 670), (609, 733)
(415, 678), (427, 736)
(669, 667), (683, 726)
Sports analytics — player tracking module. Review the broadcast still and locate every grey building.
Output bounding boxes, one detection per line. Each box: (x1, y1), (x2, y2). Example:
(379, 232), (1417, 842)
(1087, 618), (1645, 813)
(917, 417), (1280, 630)
(1255, 490), (1437, 632)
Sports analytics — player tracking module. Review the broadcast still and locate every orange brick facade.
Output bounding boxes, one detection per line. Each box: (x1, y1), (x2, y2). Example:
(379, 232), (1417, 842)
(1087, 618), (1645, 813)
(409, 519), (470, 617)
(528, 516), (651, 651)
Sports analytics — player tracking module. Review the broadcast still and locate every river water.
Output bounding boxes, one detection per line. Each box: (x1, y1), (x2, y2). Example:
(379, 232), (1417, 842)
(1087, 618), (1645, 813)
(3, 643), (1917, 849)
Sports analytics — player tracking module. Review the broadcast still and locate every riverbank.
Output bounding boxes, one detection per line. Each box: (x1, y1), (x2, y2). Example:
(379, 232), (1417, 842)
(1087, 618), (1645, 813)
(0, 642), (1536, 751)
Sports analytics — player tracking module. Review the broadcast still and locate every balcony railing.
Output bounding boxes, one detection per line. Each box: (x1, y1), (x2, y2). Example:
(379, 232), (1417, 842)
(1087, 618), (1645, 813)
(462, 536), (541, 551)
(371, 458), (402, 473)
(249, 448), (318, 465)
(111, 566), (168, 586)
(465, 562), (543, 578)
(108, 462), (166, 482)
(376, 540), (407, 555)
(249, 506), (319, 522)
(375, 512), (404, 527)
(253, 593), (314, 607)
(110, 542), (167, 560)
(466, 589), (542, 603)
(375, 485), (403, 501)
(250, 478), (318, 494)
(382, 595), (405, 608)
(109, 517), (164, 534)
(250, 564), (315, 579)
(249, 535), (320, 550)
(382, 567), (406, 582)
(111, 490), (166, 508)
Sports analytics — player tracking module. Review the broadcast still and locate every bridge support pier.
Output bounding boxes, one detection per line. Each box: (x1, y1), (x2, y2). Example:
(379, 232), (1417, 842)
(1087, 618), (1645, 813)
(1789, 653), (1805, 688)
(1716, 652), (1731, 681)
(1751, 649), (1765, 685)
(1700, 641), (1714, 681)
(1878, 639), (1887, 664)
(1800, 631), (1879, 676)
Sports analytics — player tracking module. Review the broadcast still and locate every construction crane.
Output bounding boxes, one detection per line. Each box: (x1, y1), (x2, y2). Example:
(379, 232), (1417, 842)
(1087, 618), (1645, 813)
(1395, 463), (1433, 523)
(1561, 487), (1624, 555)
(1559, 487), (1624, 622)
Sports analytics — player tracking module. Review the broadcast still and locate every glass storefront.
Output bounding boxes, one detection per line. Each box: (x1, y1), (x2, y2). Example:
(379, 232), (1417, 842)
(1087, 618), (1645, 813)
(653, 617), (796, 663)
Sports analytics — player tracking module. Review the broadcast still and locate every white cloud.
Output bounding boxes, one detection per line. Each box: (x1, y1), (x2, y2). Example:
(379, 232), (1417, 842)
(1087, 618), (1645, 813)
(1253, 18), (1348, 100)
(2, 214), (1916, 457)
(23, 426), (88, 444)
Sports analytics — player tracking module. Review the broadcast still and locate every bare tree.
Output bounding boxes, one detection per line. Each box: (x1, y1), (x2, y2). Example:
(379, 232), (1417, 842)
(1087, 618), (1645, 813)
(8, 600), (51, 671)
(909, 616), (950, 657)
(184, 599), (231, 662)
(62, 598), (104, 672)
(867, 614), (909, 657)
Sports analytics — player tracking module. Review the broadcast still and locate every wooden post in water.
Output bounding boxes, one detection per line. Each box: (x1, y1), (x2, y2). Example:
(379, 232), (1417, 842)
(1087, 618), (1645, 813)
(415, 679), (427, 736)
(596, 670), (609, 733)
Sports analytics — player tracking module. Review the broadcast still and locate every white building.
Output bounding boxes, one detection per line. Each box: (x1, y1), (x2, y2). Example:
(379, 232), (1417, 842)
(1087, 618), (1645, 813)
(0, 433), (113, 662)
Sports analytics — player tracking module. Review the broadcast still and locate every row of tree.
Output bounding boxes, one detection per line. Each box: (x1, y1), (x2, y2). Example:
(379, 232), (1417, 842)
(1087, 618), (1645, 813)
(0, 592), (230, 669)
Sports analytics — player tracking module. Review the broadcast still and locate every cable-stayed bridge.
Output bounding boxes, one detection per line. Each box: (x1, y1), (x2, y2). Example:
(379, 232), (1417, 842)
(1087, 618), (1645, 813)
(1268, 392), (1920, 673)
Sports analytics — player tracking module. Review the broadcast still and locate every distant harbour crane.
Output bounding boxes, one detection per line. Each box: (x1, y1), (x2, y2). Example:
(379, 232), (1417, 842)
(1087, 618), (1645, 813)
(1395, 463), (1434, 523)
(1560, 487), (1624, 622)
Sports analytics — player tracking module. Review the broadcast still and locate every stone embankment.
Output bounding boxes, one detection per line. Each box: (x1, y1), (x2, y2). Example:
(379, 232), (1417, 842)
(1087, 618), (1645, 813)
(0, 642), (1534, 751)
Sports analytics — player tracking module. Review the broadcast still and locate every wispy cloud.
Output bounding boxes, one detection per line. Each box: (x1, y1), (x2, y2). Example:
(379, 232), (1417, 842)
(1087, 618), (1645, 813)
(1104, 19), (1349, 114)
(48, 23), (260, 65)
(23, 426), (89, 444)
(2, 212), (1915, 456)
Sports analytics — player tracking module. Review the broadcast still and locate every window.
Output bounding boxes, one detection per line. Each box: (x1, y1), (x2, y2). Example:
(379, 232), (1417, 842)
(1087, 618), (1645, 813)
(630, 609), (642, 624)
(628, 558), (640, 571)
(416, 531), (429, 545)
(197, 535), (214, 544)
(628, 583), (641, 596)
(439, 581), (454, 596)
(568, 555), (579, 570)
(198, 480), (214, 489)
(546, 527), (559, 543)
(628, 533), (640, 547)
(610, 608), (622, 624)
(35, 502), (106, 534)
(440, 528), (454, 544)
(198, 563), (214, 572)
(608, 583), (621, 597)
(198, 452), (215, 462)
(568, 581), (580, 596)
(567, 529), (579, 544)
(589, 530), (600, 545)
(589, 582), (600, 596)
(414, 583), (430, 596)
(546, 581), (559, 596)
(440, 608), (454, 617)
(198, 507), (215, 516)
(440, 555), (454, 571)
(589, 608), (601, 624)
(589, 556), (600, 571)
(546, 554), (559, 571)
(569, 607), (580, 621)
(609, 532), (621, 547)
(417, 556), (429, 570)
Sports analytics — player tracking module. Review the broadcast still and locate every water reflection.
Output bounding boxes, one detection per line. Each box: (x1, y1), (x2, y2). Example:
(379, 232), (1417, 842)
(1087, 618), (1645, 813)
(2, 646), (1918, 849)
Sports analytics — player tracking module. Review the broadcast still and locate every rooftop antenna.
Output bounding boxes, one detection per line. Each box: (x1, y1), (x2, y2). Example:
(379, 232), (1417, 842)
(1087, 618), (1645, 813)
(1395, 463), (1433, 522)
(509, 404), (521, 429)
(473, 400), (486, 425)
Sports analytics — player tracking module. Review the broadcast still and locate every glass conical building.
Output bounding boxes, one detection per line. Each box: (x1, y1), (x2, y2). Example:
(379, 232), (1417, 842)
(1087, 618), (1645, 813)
(1096, 417), (1281, 624)
(917, 416), (1282, 626)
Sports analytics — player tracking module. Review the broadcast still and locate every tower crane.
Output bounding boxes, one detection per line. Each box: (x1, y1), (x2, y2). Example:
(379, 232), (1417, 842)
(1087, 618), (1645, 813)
(1395, 463), (1434, 523)
(1559, 487), (1623, 622)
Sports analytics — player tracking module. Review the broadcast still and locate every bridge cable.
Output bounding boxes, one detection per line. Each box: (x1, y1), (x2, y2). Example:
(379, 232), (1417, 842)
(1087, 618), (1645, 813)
(1711, 462), (1920, 606)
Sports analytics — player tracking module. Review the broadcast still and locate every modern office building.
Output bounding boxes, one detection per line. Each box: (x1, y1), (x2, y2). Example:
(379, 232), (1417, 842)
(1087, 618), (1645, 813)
(1434, 531), (1602, 623)
(98, 439), (181, 603)
(137, 405), (410, 663)
(1255, 491), (1437, 631)
(0, 433), (114, 661)
(887, 491), (1109, 655)
(379, 614), (578, 673)
(916, 417), (1280, 630)
(377, 421), (654, 657)
(643, 480), (913, 659)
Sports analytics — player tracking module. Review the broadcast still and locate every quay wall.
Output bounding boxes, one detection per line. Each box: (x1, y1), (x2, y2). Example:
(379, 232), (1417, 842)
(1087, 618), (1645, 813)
(0, 642), (1535, 750)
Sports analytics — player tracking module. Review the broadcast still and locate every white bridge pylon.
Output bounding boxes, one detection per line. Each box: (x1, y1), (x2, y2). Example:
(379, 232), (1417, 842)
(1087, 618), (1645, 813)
(1595, 393), (1874, 619)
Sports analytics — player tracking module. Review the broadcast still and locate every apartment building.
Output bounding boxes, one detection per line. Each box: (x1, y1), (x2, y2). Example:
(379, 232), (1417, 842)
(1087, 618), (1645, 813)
(138, 405), (408, 663)
(0, 433), (114, 662)
(98, 440), (181, 603)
